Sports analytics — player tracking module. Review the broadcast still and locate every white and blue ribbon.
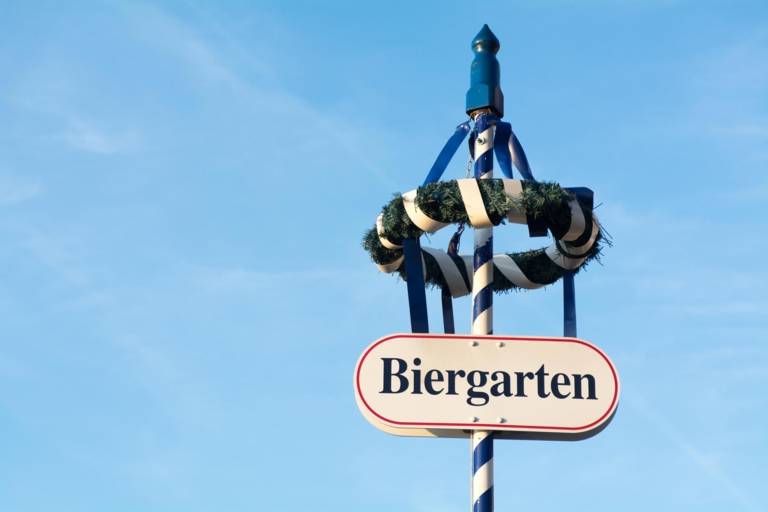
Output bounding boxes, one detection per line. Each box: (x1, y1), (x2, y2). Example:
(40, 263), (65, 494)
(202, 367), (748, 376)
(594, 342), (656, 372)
(493, 121), (535, 181)
(422, 121), (472, 186)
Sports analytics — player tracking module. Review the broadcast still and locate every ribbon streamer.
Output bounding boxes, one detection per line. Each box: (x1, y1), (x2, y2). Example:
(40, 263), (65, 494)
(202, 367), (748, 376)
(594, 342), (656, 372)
(494, 121), (535, 181)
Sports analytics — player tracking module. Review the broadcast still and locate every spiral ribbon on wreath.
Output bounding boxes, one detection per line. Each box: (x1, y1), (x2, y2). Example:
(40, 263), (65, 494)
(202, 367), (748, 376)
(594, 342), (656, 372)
(364, 177), (603, 298)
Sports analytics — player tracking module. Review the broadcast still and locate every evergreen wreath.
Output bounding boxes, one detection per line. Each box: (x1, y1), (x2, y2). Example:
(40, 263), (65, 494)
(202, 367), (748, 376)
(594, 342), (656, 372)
(363, 179), (606, 296)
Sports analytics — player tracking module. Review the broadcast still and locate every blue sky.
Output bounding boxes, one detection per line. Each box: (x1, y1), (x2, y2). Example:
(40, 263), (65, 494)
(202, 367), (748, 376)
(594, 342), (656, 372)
(0, 1), (766, 511)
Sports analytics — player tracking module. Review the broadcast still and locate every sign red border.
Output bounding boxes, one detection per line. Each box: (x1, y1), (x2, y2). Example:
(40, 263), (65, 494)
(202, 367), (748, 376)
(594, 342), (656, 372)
(355, 334), (619, 432)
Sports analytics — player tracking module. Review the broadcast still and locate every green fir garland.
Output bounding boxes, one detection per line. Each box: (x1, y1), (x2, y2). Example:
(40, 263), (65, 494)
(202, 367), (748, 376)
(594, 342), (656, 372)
(363, 179), (606, 293)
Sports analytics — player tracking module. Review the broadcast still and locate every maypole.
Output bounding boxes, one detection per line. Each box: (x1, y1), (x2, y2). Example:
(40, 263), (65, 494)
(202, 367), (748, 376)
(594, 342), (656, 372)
(355, 23), (620, 512)
(466, 24), (502, 512)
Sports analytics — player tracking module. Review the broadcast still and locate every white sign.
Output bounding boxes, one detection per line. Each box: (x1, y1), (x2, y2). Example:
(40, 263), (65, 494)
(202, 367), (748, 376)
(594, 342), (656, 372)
(354, 333), (619, 439)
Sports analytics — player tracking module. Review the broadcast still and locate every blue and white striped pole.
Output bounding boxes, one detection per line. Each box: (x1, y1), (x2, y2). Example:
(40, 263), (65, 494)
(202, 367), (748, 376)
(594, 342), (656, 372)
(471, 113), (495, 338)
(466, 25), (502, 512)
(472, 430), (494, 512)
(471, 111), (495, 512)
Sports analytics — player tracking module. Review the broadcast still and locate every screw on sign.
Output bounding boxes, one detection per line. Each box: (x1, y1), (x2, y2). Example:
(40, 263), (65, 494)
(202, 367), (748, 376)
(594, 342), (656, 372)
(357, 26), (617, 512)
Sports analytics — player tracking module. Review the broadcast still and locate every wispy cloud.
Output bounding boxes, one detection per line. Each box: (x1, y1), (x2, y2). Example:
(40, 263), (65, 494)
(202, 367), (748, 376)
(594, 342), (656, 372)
(682, 29), (768, 155)
(585, 199), (768, 323)
(62, 117), (140, 154)
(7, 70), (142, 155)
(188, 264), (358, 294)
(665, 300), (768, 317)
(120, 2), (398, 188)
(628, 395), (763, 512)
(8, 90), (142, 156)
(720, 182), (768, 201)
(0, 174), (42, 204)
(124, 3), (247, 90)
(1, 221), (99, 290)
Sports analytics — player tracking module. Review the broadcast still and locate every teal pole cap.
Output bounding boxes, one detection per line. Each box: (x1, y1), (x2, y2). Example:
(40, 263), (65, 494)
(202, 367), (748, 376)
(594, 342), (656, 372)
(465, 24), (504, 118)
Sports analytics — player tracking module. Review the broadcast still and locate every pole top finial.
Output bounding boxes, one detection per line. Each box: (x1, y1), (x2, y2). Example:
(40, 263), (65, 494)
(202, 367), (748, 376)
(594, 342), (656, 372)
(466, 24), (504, 118)
(472, 24), (500, 53)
